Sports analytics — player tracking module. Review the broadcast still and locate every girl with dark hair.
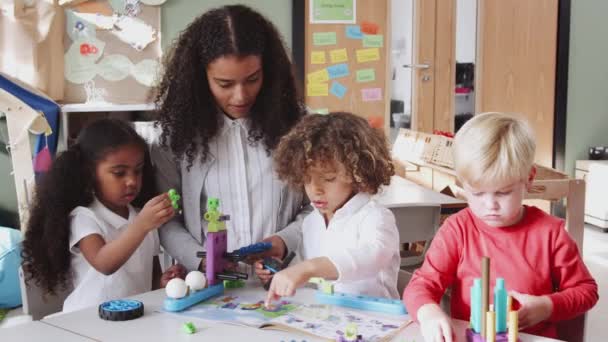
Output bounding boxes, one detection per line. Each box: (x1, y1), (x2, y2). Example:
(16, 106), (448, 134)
(152, 5), (309, 272)
(22, 118), (182, 312)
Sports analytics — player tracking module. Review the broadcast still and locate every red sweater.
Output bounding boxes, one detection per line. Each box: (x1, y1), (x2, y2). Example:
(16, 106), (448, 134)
(402, 206), (598, 338)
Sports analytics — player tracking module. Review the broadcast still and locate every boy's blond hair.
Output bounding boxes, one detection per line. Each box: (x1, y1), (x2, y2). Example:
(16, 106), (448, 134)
(453, 112), (536, 187)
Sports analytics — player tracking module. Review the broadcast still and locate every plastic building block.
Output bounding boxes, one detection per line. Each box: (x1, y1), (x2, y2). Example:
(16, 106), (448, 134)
(168, 189), (181, 211)
(98, 299), (144, 321)
(223, 279), (245, 289)
(466, 328), (521, 342)
(315, 291), (407, 315)
(225, 241), (272, 260)
(494, 278), (508, 333)
(309, 277), (334, 294)
(206, 230), (228, 285)
(182, 322), (196, 334)
(204, 198), (230, 232)
(263, 251), (297, 290)
(163, 283), (224, 312)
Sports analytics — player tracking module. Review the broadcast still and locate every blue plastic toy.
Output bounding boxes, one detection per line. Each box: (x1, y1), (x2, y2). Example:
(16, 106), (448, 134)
(163, 283), (225, 312)
(315, 291), (407, 315)
(0, 227), (22, 309)
(226, 241), (272, 259)
(98, 299), (144, 321)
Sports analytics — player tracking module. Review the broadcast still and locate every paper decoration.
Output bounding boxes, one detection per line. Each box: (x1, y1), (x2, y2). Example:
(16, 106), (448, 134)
(97, 54), (132, 81)
(84, 80), (109, 104)
(356, 48), (380, 63)
(329, 48), (348, 63)
(356, 68), (376, 83)
(111, 16), (156, 51)
(361, 21), (379, 34)
(311, 51), (327, 64)
(361, 88), (382, 101)
(109, 0), (141, 16)
(363, 34), (384, 48)
(345, 25), (363, 39)
(140, 0), (168, 5)
(65, 37), (105, 84)
(313, 108), (330, 114)
(310, 0), (356, 24)
(307, 69), (330, 83)
(66, 9), (97, 40)
(313, 32), (337, 46)
(326, 63), (349, 79)
(330, 81), (347, 99)
(307, 83), (329, 97)
(132, 59), (161, 86)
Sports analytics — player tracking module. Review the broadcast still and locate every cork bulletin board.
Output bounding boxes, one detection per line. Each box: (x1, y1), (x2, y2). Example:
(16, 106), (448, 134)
(303, 0), (390, 131)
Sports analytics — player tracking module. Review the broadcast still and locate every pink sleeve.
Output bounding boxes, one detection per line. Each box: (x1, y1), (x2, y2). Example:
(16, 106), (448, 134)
(402, 217), (462, 321)
(547, 223), (598, 321)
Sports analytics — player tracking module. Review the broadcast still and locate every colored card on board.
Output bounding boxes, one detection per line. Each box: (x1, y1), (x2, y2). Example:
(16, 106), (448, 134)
(330, 81), (347, 99)
(326, 63), (350, 79)
(313, 32), (337, 46)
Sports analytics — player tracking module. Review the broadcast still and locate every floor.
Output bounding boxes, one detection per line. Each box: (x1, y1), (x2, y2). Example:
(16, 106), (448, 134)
(582, 224), (608, 342)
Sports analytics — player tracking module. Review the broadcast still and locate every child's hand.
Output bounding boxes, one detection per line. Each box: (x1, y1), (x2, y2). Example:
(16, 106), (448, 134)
(265, 262), (311, 307)
(160, 264), (188, 288)
(417, 303), (454, 342)
(510, 291), (553, 329)
(254, 259), (273, 285)
(135, 193), (175, 232)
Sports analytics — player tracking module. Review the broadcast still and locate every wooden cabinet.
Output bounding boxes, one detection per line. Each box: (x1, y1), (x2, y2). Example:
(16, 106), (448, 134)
(576, 160), (608, 231)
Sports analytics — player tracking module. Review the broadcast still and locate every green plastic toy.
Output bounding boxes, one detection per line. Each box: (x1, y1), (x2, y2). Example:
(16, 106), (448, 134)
(182, 322), (196, 334)
(168, 189), (181, 211)
(223, 279), (245, 289)
(309, 277), (334, 294)
(203, 197), (230, 232)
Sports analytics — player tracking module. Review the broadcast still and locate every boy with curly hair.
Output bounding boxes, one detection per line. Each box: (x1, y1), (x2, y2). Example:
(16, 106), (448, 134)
(256, 112), (401, 305)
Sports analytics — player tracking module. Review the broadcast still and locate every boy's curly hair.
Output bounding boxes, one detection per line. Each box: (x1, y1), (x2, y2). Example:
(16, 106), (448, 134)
(274, 112), (394, 194)
(21, 118), (153, 295)
(155, 5), (305, 168)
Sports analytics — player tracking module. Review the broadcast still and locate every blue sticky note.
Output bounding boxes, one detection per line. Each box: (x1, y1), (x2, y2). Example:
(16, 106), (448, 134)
(327, 63), (350, 79)
(330, 81), (347, 99)
(346, 25), (363, 39)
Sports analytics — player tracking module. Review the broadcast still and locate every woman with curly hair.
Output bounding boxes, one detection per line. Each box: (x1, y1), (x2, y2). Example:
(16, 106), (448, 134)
(151, 5), (308, 272)
(21, 118), (184, 312)
(256, 112), (401, 305)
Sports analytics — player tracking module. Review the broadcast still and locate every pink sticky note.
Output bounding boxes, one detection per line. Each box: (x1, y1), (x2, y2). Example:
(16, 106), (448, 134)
(361, 88), (382, 101)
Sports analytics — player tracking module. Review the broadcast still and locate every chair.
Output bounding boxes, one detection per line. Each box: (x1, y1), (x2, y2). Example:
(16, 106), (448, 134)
(18, 266), (71, 320)
(388, 205), (441, 268)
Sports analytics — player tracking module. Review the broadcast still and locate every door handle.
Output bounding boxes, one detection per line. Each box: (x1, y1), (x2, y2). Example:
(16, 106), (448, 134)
(402, 63), (430, 69)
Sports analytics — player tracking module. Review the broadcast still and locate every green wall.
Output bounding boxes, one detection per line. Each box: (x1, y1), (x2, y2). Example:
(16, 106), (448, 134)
(565, 0), (608, 175)
(161, 0), (292, 51)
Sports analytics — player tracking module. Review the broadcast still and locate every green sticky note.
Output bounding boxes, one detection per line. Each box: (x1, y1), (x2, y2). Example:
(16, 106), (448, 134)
(363, 34), (384, 48)
(314, 108), (330, 115)
(311, 0), (355, 23)
(356, 68), (376, 83)
(313, 32), (337, 46)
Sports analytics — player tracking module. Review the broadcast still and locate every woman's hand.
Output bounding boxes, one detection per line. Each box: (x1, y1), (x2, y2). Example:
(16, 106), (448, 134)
(160, 264), (188, 288)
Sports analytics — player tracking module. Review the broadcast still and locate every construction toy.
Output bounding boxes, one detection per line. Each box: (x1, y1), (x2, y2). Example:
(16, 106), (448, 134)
(167, 188), (181, 212)
(263, 251), (296, 290)
(182, 322), (196, 334)
(98, 299), (144, 321)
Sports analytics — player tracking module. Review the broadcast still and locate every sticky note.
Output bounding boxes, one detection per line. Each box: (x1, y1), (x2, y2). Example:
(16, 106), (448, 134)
(313, 32), (337, 46)
(356, 68), (376, 83)
(345, 25), (363, 39)
(329, 48), (348, 63)
(327, 63), (349, 79)
(361, 21), (379, 34)
(363, 34), (383, 48)
(356, 48), (380, 63)
(361, 88), (382, 101)
(330, 81), (347, 99)
(307, 83), (329, 97)
(311, 51), (326, 64)
(307, 69), (330, 83)
(313, 108), (330, 115)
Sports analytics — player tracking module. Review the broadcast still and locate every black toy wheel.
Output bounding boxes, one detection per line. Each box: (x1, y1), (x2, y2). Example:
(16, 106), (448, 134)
(98, 299), (144, 321)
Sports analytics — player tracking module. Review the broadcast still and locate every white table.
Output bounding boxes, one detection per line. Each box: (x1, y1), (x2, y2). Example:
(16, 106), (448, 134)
(376, 175), (466, 209)
(42, 286), (562, 342)
(0, 320), (95, 341)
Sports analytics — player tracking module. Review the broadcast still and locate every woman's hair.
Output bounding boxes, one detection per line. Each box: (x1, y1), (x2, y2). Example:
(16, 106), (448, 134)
(454, 112), (536, 187)
(274, 112), (394, 194)
(155, 5), (305, 168)
(21, 118), (153, 295)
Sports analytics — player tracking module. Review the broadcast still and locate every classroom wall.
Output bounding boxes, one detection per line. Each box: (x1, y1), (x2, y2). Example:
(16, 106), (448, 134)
(0, 0), (293, 226)
(565, 0), (608, 175)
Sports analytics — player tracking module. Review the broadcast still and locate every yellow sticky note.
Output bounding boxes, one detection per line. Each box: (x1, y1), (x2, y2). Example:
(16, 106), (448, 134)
(307, 83), (329, 97)
(311, 51), (326, 64)
(329, 48), (348, 63)
(307, 69), (330, 83)
(356, 48), (380, 63)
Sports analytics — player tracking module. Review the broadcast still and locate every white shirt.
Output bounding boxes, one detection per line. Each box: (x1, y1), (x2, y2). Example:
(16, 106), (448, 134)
(301, 193), (401, 299)
(63, 198), (160, 312)
(202, 115), (286, 251)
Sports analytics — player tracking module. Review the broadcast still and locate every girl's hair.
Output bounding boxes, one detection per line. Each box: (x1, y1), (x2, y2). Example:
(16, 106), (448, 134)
(274, 112), (394, 194)
(21, 118), (153, 295)
(155, 5), (305, 168)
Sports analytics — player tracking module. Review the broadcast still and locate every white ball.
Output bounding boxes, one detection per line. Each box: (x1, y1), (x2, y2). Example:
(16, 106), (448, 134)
(165, 278), (188, 299)
(185, 271), (207, 291)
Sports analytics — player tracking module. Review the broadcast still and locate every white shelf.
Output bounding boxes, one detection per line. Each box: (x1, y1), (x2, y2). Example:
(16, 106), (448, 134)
(60, 103), (156, 113)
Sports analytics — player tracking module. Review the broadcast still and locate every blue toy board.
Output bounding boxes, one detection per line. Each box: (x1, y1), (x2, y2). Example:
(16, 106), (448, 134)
(163, 284), (225, 312)
(315, 291), (407, 316)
